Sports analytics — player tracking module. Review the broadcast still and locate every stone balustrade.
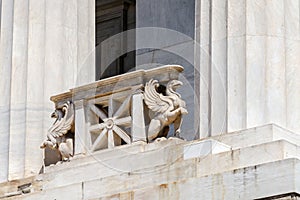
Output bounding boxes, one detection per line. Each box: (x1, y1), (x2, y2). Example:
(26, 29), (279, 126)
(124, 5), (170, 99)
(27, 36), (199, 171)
(43, 65), (184, 163)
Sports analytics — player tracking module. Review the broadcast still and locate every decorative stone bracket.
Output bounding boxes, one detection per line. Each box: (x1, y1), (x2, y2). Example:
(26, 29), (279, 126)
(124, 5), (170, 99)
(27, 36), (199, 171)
(44, 65), (187, 157)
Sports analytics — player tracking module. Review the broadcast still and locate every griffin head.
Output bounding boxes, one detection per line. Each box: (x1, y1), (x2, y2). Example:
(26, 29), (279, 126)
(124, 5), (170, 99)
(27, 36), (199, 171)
(51, 109), (63, 120)
(166, 80), (183, 97)
(167, 80), (183, 89)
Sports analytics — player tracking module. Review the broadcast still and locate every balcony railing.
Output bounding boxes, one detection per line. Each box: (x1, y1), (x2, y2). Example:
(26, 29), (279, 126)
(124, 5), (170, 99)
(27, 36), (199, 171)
(41, 65), (186, 162)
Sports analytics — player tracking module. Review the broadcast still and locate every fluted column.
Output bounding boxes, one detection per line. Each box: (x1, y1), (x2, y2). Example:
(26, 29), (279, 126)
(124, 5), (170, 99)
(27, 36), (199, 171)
(195, 0), (211, 138)
(195, 0), (300, 138)
(210, 0), (228, 135)
(285, 0), (300, 132)
(227, 0), (246, 131)
(0, 0), (95, 182)
(8, 0), (29, 180)
(0, 0), (14, 182)
(24, 0), (46, 178)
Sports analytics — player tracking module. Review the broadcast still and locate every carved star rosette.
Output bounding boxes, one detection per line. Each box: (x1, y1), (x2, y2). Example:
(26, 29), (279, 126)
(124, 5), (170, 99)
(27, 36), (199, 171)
(88, 94), (132, 152)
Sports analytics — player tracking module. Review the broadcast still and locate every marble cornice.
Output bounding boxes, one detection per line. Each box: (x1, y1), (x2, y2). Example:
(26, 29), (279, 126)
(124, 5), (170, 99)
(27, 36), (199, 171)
(50, 65), (183, 106)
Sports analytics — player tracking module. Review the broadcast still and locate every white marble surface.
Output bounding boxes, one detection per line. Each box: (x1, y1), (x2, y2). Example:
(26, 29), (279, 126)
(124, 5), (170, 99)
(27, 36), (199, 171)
(2, 124), (299, 199)
(246, 35), (267, 127)
(0, 0), (95, 182)
(183, 139), (230, 160)
(131, 93), (147, 142)
(213, 124), (300, 150)
(227, 37), (246, 130)
(0, 0), (299, 193)
(195, 0), (210, 138)
(210, 0), (227, 135)
(0, 0), (14, 183)
(8, 0), (29, 180)
(195, 0), (300, 137)
(285, 0), (300, 133)
(227, 0), (246, 131)
(25, 0), (46, 178)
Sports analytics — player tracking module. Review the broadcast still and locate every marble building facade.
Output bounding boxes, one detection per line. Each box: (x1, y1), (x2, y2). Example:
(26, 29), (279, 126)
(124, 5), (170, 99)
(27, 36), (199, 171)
(0, 0), (300, 199)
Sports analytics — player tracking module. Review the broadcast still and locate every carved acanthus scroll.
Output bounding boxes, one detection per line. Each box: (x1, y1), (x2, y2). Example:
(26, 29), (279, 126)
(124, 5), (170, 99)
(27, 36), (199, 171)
(40, 101), (75, 161)
(143, 79), (188, 141)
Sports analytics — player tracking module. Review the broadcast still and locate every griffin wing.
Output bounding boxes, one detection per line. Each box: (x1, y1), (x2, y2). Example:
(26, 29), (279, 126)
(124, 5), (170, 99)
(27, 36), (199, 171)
(48, 102), (74, 138)
(144, 79), (174, 113)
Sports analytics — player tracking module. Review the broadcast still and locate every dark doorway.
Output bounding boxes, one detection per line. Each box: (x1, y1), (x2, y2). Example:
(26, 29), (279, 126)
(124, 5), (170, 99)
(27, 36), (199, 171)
(95, 0), (136, 80)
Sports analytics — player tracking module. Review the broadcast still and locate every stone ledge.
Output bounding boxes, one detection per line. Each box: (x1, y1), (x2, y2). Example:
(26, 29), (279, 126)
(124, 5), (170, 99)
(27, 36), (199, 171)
(183, 139), (231, 160)
(168, 158), (300, 200)
(99, 158), (300, 200)
(81, 140), (300, 198)
(44, 123), (300, 176)
(212, 124), (300, 149)
(50, 65), (184, 106)
(40, 139), (300, 193)
(0, 176), (38, 199)
(197, 139), (300, 177)
(41, 139), (187, 190)
(44, 138), (185, 174)
(21, 158), (298, 200)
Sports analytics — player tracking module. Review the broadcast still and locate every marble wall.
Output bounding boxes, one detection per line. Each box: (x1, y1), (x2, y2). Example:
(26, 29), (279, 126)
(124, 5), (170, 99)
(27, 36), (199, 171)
(195, 0), (300, 137)
(0, 0), (95, 182)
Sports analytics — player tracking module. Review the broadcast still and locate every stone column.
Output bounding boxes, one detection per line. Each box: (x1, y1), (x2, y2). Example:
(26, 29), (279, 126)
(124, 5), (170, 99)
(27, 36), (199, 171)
(246, 0), (287, 128)
(0, 0), (14, 182)
(227, 0), (246, 131)
(285, 0), (300, 132)
(195, 0), (300, 138)
(24, 0), (46, 179)
(8, 0), (29, 180)
(195, 0), (211, 138)
(0, 0), (95, 182)
(195, 0), (228, 137)
(210, 0), (228, 135)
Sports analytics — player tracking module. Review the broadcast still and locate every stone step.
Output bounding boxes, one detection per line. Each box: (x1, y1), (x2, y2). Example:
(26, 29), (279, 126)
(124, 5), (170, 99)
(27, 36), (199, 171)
(211, 123), (300, 149)
(196, 139), (300, 177)
(183, 139), (231, 160)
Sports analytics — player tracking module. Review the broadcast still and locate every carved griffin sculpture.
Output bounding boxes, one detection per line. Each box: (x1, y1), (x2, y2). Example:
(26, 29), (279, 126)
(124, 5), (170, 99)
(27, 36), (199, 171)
(144, 79), (188, 141)
(40, 101), (75, 161)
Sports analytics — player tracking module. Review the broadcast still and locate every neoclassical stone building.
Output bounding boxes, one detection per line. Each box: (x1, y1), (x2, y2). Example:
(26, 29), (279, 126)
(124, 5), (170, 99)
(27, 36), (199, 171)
(0, 0), (300, 199)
